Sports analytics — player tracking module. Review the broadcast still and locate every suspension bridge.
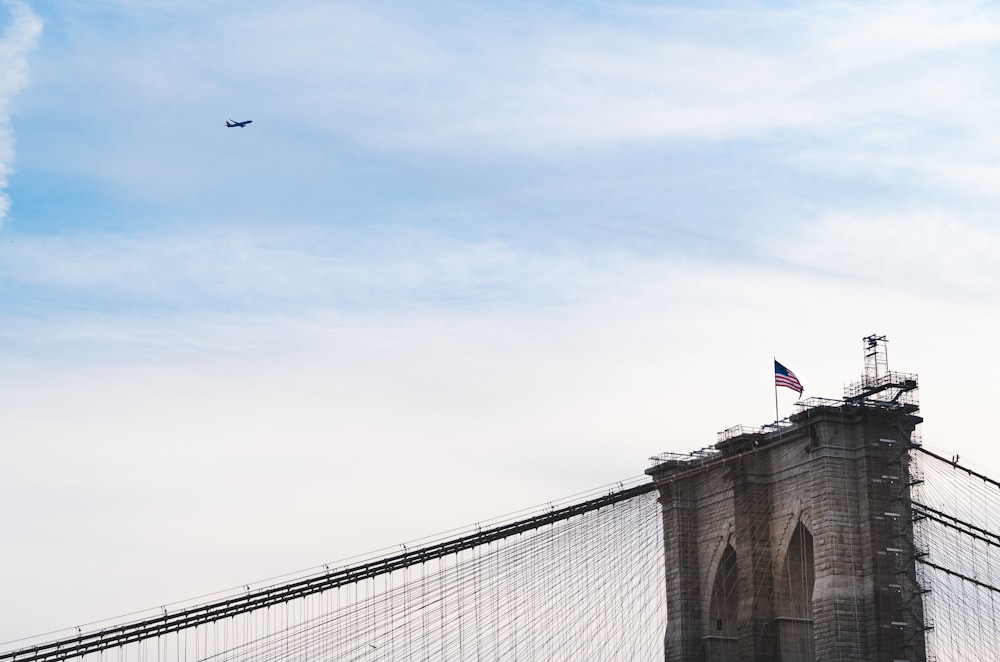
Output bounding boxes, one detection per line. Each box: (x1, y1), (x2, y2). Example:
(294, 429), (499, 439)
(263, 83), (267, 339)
(3, 338), (1000, 661)
(0, 477), (668, 662)
(0, 443), (997, 661)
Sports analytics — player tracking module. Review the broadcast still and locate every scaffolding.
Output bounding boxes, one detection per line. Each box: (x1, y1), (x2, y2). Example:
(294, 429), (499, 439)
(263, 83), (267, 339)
(717, 335), (920, 441)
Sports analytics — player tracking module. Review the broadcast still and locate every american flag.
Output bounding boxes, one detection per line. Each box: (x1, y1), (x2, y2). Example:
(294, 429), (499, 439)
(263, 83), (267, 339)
(774, 360), (804, 395)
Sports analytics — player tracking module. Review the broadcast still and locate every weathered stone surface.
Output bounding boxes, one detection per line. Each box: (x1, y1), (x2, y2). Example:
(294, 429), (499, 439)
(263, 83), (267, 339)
(647, 405), (926, 662)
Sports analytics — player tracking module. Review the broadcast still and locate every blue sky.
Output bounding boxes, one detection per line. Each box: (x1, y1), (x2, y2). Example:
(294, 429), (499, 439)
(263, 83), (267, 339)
(4, 0), (1000, 642)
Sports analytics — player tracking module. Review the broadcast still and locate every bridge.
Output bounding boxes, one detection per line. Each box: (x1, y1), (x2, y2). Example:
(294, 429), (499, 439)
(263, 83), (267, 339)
(1, 478), (666, 661)
(2, 342), (999, 661)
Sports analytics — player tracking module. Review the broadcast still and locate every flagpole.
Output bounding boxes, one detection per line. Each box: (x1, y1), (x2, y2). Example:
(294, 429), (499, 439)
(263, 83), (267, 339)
(773, 356), (780, 426)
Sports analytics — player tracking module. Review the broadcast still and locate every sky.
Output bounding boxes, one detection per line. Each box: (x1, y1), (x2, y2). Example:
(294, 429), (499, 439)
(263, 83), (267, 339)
(3, 0), (1000, 644)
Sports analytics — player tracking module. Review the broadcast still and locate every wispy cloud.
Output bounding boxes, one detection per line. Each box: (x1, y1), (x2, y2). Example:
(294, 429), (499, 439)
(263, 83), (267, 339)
(185, 1), (1000, 153)
(0, 0), (41, 224)
(777, 207), (1000, 298)
(8, 1), (1000, 639)
(24, 1), (1000, 242)
(11, 0), (1000, 330)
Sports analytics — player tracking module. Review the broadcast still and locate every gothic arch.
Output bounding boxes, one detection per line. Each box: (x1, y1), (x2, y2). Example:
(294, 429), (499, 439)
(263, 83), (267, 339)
(707, 543), (739, 637)
(701, 528), (734, 627)
(778, 522), (815, 618)
(773, 506), (813, 587)
(776, 521), (816, 661)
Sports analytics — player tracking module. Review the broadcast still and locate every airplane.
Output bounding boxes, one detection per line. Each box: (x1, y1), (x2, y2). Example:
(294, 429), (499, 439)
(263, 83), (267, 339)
(226, 119), (253, 128)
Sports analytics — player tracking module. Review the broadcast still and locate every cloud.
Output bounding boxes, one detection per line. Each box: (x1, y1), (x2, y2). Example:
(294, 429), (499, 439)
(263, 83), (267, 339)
(207, 1), (1000, 154)
(0, 209), (991, 643)
(8, 2), (1000, 639)
(45, 2), (1000, 149)
(25, 0), (1000, 242)
(776, 207), (1000, 298)
(0, 0), (41, 224)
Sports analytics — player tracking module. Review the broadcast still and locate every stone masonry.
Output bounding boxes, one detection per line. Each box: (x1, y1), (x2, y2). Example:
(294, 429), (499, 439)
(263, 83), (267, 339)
(647, 401), (926, 662)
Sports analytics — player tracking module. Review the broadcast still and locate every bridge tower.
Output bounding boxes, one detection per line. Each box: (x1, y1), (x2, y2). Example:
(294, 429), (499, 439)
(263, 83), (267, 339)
(647, 336), (926, 662)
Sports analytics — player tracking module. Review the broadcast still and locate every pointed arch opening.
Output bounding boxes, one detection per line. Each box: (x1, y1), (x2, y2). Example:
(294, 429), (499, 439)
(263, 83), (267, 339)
(706, 544), (738, 660)
(777, 522), (815, 661)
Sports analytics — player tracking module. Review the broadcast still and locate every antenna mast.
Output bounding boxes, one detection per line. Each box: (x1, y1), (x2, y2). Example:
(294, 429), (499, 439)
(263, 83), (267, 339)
(863, 334), (889, 386)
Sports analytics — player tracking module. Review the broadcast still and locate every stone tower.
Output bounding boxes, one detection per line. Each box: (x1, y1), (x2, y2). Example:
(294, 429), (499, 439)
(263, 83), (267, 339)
(647, 337), (926, 661)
